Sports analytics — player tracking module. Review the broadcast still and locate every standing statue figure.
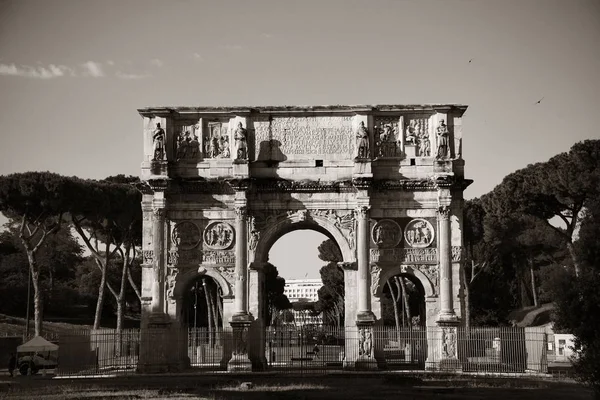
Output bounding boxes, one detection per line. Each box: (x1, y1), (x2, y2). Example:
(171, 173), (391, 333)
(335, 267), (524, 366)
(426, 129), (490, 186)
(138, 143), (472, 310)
(176, 131), (189, 160)
(436, 119), (450, 159)
(234, 122), (248, 160)
(359, 329), (366, 356)
(355, 121), (369, 159)
(405, 121), (418, 145)
(418, 131), (430, 157)
(152, 123), (166, 161)
(189, 133), (199, 159)
(364, 331), (373, 357)
(210, 134), (220, 158)
(221, 134), (231, 158)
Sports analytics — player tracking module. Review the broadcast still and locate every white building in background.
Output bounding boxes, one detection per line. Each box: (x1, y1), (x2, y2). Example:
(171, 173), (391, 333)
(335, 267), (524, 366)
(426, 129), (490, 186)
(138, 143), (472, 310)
(283, 279), (322, 325)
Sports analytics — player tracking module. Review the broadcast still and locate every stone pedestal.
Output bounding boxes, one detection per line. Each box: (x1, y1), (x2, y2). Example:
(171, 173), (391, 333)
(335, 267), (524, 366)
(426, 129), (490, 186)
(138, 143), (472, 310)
(353, 159), (372, 178)
(150, 160), (168, 176)
(138, 314), (185, 373)
(248, 262), (267, 370)
(404, 144), (417, 158)
(227, 319), (253, 372)
(354, 321), (378, 370)
(233, 160), (249, 177)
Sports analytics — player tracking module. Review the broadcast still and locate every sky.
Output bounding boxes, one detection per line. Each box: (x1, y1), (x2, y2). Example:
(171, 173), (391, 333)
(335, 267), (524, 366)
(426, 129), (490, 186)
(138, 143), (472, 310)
(1, 0), (599, 279)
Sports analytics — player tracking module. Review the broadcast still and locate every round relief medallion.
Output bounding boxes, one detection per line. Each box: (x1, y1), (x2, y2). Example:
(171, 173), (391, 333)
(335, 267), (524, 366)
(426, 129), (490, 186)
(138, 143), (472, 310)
(404, 218), (435, 248)
(203, 221), (235, 250)
(171, 221), (201, 250)
(371, 219), (402, 248)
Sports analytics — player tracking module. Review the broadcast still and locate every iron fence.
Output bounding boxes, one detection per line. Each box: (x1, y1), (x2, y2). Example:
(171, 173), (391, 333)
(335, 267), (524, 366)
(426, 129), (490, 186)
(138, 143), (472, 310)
(54, 325), (553, 377)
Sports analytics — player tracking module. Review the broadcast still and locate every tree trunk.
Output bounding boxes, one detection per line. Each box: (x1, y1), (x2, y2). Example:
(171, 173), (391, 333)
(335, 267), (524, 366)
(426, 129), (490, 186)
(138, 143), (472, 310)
(387, 280), (401, 333)
(25, 251), (43, 337)
(216, 289), (223, 328)
(208, 284), (220, 343)
(202, 279), (214, 346)
(398, 277), (412, 327)
(461, 263), (471, 332)
(529, 260), (538, 307)
(567, 242), (580, 277)
(94, 258), (107, 330)
(115, 252), (129, 356)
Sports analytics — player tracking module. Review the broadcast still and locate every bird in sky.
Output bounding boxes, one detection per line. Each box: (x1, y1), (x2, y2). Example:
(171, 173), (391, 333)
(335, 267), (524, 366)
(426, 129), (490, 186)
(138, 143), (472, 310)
(468, 58), (474, 63)
(535, 97), (545, 105)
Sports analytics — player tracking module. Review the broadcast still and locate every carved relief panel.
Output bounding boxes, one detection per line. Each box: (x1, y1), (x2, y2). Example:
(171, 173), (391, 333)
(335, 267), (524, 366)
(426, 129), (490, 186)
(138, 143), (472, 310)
(371, 219), (402, 248)
(174, 122), (201, 162)
(204, 121), (230, 159)
(374, 117), (401, 158)
(203, 221), (235, 250)
(172, 221), (202, 250)
(442, 327), (458, 358)
(404, 219), (435, 248)
(404, 117), (431, 157)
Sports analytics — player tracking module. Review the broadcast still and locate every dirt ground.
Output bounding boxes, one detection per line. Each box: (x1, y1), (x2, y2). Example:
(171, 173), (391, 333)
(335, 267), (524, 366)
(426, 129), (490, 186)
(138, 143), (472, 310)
(0, 374), (594, 400)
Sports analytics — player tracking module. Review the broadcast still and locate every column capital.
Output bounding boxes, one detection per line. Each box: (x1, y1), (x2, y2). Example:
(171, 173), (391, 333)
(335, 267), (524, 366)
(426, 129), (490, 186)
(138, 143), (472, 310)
(355, 205), (371, 219)
(235, 206), (248, 219)
(152, 207), (166, 219)
(437, 205), (450, 220)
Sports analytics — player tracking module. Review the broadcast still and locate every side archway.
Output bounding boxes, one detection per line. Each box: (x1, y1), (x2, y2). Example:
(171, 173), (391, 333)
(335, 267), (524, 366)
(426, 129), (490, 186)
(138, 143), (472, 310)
(373, 264), (436, 299)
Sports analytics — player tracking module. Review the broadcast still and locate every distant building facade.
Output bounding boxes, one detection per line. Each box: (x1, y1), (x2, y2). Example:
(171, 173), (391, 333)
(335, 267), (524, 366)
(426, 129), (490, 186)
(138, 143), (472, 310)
(284, 279), (323, 325)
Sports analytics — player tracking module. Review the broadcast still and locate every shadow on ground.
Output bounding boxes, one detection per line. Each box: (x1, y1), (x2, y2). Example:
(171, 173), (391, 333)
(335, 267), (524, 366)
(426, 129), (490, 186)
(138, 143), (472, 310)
(0, 374), (593, 400)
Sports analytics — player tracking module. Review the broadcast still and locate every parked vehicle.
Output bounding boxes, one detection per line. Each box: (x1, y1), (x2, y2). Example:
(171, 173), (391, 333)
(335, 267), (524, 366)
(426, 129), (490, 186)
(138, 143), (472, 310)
(17, 353), (58, 375)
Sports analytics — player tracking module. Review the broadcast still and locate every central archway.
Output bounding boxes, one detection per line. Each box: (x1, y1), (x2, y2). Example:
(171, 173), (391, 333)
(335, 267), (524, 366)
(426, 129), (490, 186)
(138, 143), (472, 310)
(252, 211), (355, 265)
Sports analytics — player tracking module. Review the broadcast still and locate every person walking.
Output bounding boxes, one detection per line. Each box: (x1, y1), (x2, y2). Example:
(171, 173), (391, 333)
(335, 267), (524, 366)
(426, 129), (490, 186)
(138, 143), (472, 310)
(8, 353), (16, 377)
(313, 343), (320, 360)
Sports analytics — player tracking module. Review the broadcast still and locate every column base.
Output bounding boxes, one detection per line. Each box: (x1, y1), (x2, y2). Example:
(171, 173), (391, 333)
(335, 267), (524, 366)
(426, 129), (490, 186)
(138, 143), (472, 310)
(356, 311), (376, 324)
(354, 356), (379, 370)
(227, 353), (253, 372)
(436, 312), (459, 324)
(231, 312), (254, 323)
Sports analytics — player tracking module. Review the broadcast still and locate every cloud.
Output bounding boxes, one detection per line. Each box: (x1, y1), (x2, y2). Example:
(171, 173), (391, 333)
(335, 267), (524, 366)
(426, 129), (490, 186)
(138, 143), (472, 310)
(81, 61), (104, 77)
(0, 60), (150, 80)
(0, 63), (74, 79)
(150, 58), (164, 67)
(261, 33), (273, 38)
(221, 44), (243, 50)
(116, 71), (151, 80)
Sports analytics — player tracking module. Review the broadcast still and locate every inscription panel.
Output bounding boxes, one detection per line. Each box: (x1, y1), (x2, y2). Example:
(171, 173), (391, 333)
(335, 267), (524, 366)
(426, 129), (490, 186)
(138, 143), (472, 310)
(268, 116), (354, 157)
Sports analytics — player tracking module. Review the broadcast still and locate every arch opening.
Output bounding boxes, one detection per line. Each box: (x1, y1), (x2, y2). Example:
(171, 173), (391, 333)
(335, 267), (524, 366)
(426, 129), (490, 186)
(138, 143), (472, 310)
(380, 273), (426, 328)
(182, 275), (224, 331)
(261, 222), (347, 331)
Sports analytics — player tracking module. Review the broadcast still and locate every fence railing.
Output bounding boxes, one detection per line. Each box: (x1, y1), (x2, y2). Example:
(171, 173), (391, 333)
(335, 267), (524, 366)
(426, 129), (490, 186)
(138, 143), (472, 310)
(54, 325), (553, 377)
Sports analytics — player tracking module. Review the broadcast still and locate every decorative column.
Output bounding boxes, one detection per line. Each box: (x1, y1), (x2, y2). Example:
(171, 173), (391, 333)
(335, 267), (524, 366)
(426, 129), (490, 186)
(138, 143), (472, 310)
(356, 206), (373, 321)
(434, 202), (461, 371)
(355, 205), (377, 370)
(228, 201), (253, 372)
(150, 204), (166, 316)
(437, 205), (456, 320)
(233, 206), (249, 317)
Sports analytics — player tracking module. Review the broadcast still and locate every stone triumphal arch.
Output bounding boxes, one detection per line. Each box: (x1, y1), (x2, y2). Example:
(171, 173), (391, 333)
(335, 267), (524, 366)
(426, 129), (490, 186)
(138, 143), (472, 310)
(138, 105), (470, 372)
